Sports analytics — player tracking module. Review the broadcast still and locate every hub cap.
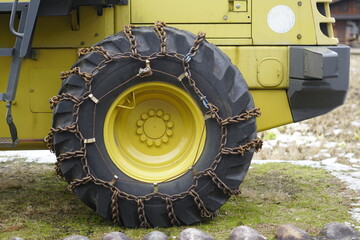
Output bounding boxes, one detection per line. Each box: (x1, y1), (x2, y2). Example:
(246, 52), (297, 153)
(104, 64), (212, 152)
(104, 82), (206, 183)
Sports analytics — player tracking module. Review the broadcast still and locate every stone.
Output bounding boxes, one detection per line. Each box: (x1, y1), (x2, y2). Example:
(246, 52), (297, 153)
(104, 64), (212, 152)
(142, 231), (169, 240)
(320, 222), (360, 240)
(62, 235), (91, 240)
(229, 226), (266, 240)
(102, 232), (132, 240)
(10, 238), (25, 240)
(275, 224), (311, 240)
(179, 228), (215, 240)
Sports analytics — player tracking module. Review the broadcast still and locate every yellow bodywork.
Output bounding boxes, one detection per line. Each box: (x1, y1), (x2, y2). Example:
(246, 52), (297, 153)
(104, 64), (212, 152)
(0, 0), (338, 149)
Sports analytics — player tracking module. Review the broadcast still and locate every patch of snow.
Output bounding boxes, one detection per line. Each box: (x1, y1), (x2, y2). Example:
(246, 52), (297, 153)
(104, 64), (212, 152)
(349, 158), (360, 164)
(351, 121), (360, 127)
(0, 150), (56, 163)
(321, 158), (355, 172)
(324, 142), (337, 148)
(333, 129), (343, 135)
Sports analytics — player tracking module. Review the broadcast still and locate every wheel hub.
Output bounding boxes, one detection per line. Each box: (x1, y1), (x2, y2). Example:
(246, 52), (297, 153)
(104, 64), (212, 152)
(136, 109), (174, 147)
(104, 82), (206, 183)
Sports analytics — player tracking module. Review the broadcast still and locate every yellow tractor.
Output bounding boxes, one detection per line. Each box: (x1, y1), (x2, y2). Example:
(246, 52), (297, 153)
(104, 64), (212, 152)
(0, 0), (349, 227)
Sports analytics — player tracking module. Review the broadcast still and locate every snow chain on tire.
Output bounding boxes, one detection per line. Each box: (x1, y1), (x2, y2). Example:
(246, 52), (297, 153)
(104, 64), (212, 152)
(45, 21), (263, 228)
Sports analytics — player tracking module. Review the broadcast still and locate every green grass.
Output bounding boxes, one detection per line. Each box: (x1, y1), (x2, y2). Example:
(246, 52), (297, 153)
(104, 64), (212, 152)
(0, 160), (357, 240)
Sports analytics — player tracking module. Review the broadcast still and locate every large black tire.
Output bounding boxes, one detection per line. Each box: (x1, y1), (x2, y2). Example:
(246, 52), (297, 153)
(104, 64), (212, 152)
(50, 25), (259, 228)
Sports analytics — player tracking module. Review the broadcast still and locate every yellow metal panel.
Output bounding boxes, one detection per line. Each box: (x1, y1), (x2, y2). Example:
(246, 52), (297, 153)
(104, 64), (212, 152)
(166, 24), (251, 39)
(230, 1), (248, 12)
(1, 0), (29, 2)
(252, 0), (317, 45)
(130, 0), (251, 24)
(30, 67), (66, 113)
(0, 14), (16, 48)
(220, 46), (289, 89)
(32, 7), (115, 48)
(207, 38), (253, 45)
(114, 5), (131, 32)
(310, 0), (338, 45)
(250, 90), (293, 131)
(0, 49), (77, 148)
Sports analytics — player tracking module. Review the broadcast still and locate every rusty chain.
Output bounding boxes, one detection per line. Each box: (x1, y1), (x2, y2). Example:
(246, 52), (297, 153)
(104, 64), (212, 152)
(111, 190), (121, 225)
(136, 199), (150, 228)
(45, 22), (263, 227)
(78, 46), (113, 61)
(60, 67), (93, 82)
(203, 169), (241, 196)
(154, 21), (167, 54)
(165, 197), (181, 226)
(189, 189), (216, 218)
(221, 108), (262, 125)
(124, 25), (139, 57)
(221, 138), (263, 155)
(49, 93), (81, 110)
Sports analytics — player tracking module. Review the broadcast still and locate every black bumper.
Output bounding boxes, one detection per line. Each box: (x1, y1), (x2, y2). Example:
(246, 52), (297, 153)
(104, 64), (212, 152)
(287, 45), (350, 122)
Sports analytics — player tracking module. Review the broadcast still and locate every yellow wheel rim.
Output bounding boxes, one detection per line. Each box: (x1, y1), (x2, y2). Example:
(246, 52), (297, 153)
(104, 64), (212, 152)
(104, 82), (206, 183)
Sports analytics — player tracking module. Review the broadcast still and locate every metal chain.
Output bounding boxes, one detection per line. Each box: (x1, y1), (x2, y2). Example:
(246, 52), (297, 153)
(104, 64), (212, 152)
(57, 150), (85, 162)
(203, 169), (241, 196)
(154, 21), (167, 54)
(221, 138), (263, 155)
(111, 190), (122, 225)
(136, 199), (150, 228)
(166, 197), (181, 225)
(54, 161), (64, 178)
(49, 93), (81, 109)
(78, 46), (113, 61)
(124, 25), (139, 57)
(60, 67), (93, 82)
(45, 23), (263, 227)
(221, 108), (262, 125)
(68, 176), (92, 193)
(189, 189), (216, 218)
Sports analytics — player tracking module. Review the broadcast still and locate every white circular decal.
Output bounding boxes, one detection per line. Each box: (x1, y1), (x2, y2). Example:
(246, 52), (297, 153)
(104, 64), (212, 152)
(267, 5), (295, 33)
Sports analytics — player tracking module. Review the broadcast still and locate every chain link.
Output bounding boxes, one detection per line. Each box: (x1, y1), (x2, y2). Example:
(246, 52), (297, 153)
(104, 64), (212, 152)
(165, 197), (181, 225)
(111, 190), (122, 225)
(136, 199), (150, 228)
(221, 138), (263, 155)
(221, 108), (262, 125)
(124, 25), (139, 57)
(203, 169), (241, 196)
(154, 21), (167, 54)
(78, 46), (113, 61)
(60, 67), (93, 82)
(46, 22), (263, 226)
(49, 93), (81, 110)
(189, 189), (216, 218)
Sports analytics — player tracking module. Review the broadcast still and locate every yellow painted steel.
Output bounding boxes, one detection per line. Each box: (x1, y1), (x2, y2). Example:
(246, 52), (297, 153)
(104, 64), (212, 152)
(33, 7), (114, 48)
(130, 0), (251, 24)
(252, 0), (317, 45)
(250, 90), (293, 131)
(0, 49), (77, 149)
(310, 0), (338, 45)
(220, 46), (289, 89)
(103, 82), (206, 183)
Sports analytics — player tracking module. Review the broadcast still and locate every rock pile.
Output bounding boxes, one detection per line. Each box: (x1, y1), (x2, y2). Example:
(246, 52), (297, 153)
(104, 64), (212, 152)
(9, 222), (360, 240)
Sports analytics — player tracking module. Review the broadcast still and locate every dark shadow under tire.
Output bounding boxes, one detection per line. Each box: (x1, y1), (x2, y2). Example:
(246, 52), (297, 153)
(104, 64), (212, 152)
(50, 25), (259, 228)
